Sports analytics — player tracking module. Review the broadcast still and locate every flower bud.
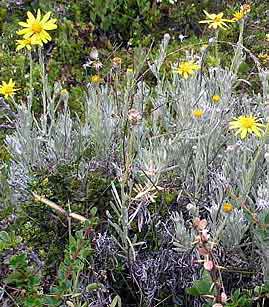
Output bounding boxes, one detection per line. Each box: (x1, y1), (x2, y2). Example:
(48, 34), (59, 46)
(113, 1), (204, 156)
(112, 57), (122, 68)
(128, 108), (142, 125)
(265, 152), (269, 161)
(204, 260), (214, 271)
(221, 292), (227, 303)
(223, 202), (234, 213)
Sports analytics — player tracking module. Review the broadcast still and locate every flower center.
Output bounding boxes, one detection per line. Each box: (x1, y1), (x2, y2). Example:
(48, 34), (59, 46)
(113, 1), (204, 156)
(4, 85), (13, 94)
(181, 64), (192, 73)
(32, 22), (42, 33)
(241, 117), (254, 129)
(214, 16), (222, 23)
(235, 12), (243, 20)
(212, 95), (220, 102)
(192, 109), (204, 118)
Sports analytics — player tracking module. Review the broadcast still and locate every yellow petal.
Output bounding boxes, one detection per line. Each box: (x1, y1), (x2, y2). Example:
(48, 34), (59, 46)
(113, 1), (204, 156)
(16, 45), (23, 51)
(18, 21), (30, 28)
(230, 123), (240, 129)
(23, 32), (34, 39)
(241, 129), (248, 139)
(27, 11), (35, 21)
(41, 11), (51, 23)
(43, 23), (57, 30)
(252, 127), (261, 137)
(44, 30), (52, 39)
(17, 28), (31, 35)
(203, 10), (212, 19)
(31, 34), (42, 45)
(36, 9), (41, 22)
(43, 18), (57, 26)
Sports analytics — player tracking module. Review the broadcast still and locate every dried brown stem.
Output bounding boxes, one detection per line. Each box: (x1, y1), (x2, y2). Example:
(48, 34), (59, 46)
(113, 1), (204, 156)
(32, 192), (88, 223)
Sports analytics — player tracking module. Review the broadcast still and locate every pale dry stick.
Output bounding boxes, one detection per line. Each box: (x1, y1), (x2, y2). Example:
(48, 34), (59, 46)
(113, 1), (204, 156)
(32, 192), (88, 222)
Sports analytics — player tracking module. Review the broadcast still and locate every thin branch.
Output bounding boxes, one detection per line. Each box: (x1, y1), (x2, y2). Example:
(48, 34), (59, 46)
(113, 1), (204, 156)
(32, 192), (88, 223)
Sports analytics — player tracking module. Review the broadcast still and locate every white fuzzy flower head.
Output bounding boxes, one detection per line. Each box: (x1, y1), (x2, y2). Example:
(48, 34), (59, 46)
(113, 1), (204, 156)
(208, 37), (216, 44)
(265, 152), (269, 162)
(226, 143), (240, 152)
(163, 33), (171, 43)
(178, 34), (187, 42)
(186, 203), (195, 211)
(89, 47), (99, 60)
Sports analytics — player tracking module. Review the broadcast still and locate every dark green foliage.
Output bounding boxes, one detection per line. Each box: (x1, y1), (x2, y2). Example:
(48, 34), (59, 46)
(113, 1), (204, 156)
(43, 213), (99, 305)
(186, 271), (214, 297)
(0, 231), (22, 252)
(226, 289), (252, 307)
(5, 253), (43, 307)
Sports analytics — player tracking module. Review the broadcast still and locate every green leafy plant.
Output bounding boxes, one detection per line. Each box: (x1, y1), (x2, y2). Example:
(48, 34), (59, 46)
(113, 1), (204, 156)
(0, 231), (22, 252)
(46, 214), (98, 306)
(186, 277), (213, 297)
(4, 253), (43, 307)
(89, 0), (160, 42)
(225, 289), (252, 307)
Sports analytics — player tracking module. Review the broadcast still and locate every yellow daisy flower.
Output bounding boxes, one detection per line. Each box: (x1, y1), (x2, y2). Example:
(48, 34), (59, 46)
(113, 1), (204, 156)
(199, 10), (233, 30)
(229, 115), (265, 139)
(176, 61), (200, 79)
(127, 68), (134, 73)
(60, 89), (69, 96)
(223, 202), (234, 213)
(112, 57), (122, 67)
(232, 10), (245, 22)
(90, 75), (103, 83)
(212, 95), (221, 103)
(17, 9), (57, 45)
(232, 5), (251, 22)
(258, 53), (269, 64)
(0, 79), (19, 98)
(16, 37), (33, 51)
(192, 108), (204, 119)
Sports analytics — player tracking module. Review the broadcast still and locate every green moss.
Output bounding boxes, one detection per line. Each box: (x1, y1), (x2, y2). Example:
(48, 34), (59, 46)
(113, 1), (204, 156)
(13, 201), (68, 270)
(0, 145), (10, 161)
(0, 7), (7, 32)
